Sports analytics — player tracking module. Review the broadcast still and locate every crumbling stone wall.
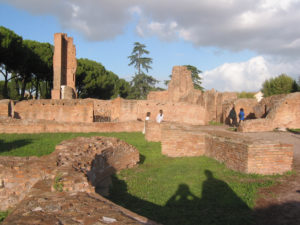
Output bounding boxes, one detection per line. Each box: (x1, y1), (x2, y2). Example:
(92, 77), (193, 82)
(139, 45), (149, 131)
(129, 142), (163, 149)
(239, 92), (300, 132)
(0, 137), (139, 211)
(51, 33), (77, 99)
(147, 66), (237, 123)
(222, 98), (258, 124)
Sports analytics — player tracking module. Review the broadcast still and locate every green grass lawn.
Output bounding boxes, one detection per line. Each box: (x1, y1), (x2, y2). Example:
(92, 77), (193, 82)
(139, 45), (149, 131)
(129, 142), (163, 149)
(0, 132), (283, 224)
(288, 128), (300, 134)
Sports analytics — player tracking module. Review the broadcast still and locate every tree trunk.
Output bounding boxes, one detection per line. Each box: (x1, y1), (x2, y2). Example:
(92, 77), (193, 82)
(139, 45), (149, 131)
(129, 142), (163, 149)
(21, 79), (26, 100)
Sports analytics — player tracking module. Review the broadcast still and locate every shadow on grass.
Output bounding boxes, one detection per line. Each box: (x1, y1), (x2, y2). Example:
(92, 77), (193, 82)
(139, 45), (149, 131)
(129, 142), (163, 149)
(108, 170), (253, 225)
(139, 154), (146, 164)
(254, 201), (300, 225)
(0, 139), (33, 154)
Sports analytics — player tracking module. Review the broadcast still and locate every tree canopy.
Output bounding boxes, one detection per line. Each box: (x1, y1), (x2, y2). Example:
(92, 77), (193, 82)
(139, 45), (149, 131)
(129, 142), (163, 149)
(76, 58), (130, 99)
(128, 42), (158, 99)
(261, 74), (298, 97)
(128, 42), (152, 75)
(0, 26), (130, 100)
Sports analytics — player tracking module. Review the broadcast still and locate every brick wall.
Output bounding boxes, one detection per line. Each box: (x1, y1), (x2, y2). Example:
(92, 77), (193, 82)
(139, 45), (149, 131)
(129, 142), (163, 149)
(0, 119), (143, 134)
(238, 92), (300, 132)
(14, 99), (94, 123)
(147, 91), (168, 102)
(205, 135), (248, 172)
(247, 143), (293, 174)
(92, 99), (113, 122)
(222, 98), (258, 124)
(161, 123), (206, 157)
(0, 100), (11, 117)
(145, 122), (293, 175)
(145, 121), (161, 142)
(52, 33), (77, 99)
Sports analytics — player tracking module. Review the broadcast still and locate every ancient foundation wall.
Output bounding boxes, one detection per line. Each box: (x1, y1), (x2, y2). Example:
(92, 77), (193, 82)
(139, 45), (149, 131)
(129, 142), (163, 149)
(145, 121), (161, 142)
(13, 99), (94, 123)
(205, 135), (249, 172)
(0, 119), (144, 134)
(161, 123), (206, 157)
(145, 122), (293, 175)
(247, 143), (293, 174)
(0, 137), (154, 225)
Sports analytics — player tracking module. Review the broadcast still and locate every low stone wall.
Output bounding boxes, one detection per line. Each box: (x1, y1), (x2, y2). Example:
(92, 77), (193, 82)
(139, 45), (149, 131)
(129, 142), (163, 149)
(145, 121), (161, 142)
(161, 123), (205, 157)
(1, 137), (155, 224)
(14, 99), (94, 123)
(0, 118), (144, 133)
(145, 122), (293, 175)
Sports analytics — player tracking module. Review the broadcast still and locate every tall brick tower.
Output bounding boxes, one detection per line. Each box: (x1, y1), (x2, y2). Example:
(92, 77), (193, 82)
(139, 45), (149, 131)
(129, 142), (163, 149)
(51, 33), (77, 99)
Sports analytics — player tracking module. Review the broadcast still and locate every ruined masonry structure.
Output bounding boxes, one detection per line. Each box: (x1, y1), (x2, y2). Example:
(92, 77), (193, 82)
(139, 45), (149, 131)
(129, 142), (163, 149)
(51, 33), (77, 99)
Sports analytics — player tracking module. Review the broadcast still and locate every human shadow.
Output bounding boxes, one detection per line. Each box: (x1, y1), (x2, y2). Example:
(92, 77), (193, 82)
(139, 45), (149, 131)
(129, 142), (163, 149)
(254, 201), (300, 225)
(108, 170), (254, 225)
(139, 154), (146, 164)
(0, 139), (33, 154)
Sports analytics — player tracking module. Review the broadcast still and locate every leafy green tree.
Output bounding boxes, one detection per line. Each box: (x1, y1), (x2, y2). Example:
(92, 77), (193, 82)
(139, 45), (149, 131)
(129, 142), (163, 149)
(128, 42), (152, 75)
(22, 40), (53, 99)
(261, 74), (295, 97)
(113, 78), (131, 99)
(76, 58), (129, 99)
(0, 26), (23, 98)
(164, 65), (204, 90)
(128, 73), (158, 99)
(237, 91), (255, 99)
(128, 42), (158, 99)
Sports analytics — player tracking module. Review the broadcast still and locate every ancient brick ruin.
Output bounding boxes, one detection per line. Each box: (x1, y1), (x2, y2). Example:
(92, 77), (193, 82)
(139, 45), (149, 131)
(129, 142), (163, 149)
(145, 122), (293, 175)
(0, 137), (158, 224)
(0, 63), (299, 223)
(51, 33), (77, 100)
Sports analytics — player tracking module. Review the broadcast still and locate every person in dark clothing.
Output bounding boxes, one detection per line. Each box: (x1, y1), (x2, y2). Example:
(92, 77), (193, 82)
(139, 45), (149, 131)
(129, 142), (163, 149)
(228, 105), (237, 127)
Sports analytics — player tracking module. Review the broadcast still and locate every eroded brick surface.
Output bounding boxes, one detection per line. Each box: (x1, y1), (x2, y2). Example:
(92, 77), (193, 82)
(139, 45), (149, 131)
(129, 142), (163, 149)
(0, 136), (147, 225)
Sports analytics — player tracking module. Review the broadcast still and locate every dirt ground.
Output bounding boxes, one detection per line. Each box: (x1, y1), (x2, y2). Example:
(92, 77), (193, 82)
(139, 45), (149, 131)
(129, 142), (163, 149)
(243, 131), (300, 225)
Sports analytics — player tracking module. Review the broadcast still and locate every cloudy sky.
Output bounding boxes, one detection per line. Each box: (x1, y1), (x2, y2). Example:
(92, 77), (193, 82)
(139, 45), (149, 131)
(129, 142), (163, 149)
(1, 0), (300, 92)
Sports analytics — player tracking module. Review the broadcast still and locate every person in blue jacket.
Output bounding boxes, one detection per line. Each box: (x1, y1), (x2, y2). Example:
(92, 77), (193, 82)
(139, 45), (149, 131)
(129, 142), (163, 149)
(238, 108), (245, 124)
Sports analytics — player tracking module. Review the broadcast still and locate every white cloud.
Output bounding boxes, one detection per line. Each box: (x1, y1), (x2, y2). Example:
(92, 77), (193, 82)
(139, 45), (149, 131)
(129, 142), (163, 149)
(202, 56), (300, 92)
(1, 0), (137, 41)
(2, 0), (300, 58)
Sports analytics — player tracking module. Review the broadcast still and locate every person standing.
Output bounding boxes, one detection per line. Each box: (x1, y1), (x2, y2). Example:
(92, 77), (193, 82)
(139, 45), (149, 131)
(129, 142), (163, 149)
(228, 105), (237, 127)
(142, 112), (151, 134)
(156, 109), (164, 123)
(238, 108), (245, 124)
